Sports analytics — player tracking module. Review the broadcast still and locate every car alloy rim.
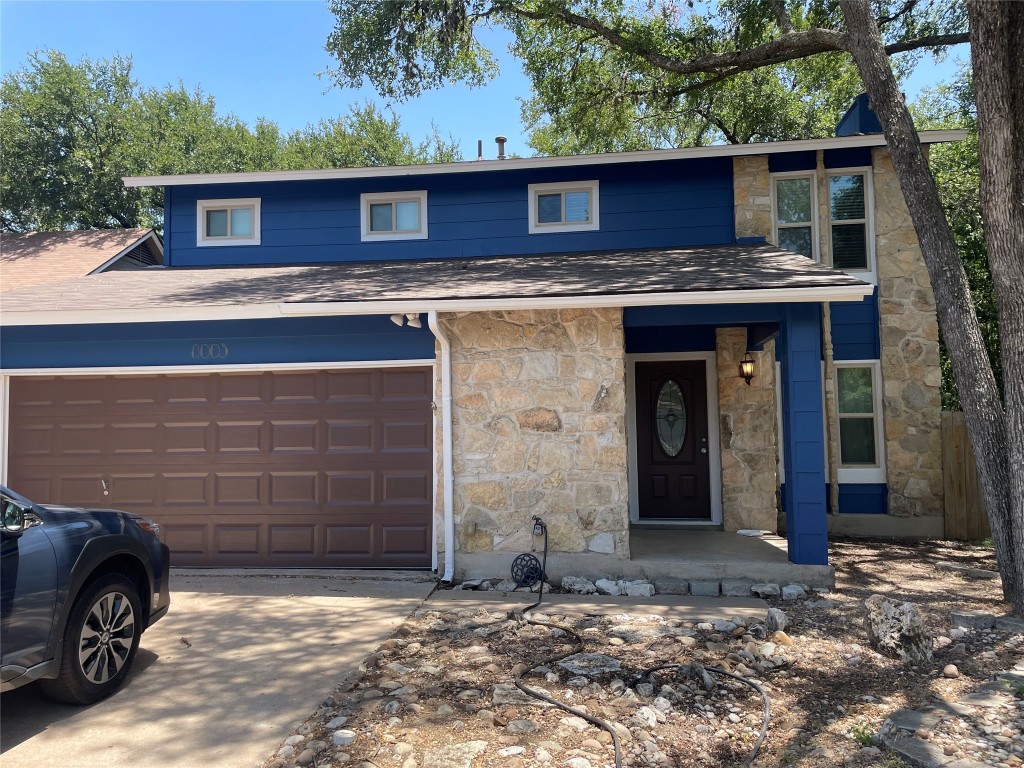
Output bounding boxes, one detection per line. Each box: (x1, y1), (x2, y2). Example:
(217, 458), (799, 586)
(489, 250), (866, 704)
(78, 591), (135, 684)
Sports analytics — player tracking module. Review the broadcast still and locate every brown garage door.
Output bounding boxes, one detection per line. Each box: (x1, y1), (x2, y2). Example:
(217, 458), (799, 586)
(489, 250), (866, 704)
(6, 368), (434, 567)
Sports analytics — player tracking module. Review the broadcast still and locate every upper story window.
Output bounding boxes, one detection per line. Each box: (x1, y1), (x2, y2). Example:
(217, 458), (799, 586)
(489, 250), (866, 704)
(360, 191), (428, 241)
(829, 170), (873, 276)
(528, 181), (599, 234)
(771, 167), (875, 281)
(197, 198), (260, 247)
(773, 173), (817, 259)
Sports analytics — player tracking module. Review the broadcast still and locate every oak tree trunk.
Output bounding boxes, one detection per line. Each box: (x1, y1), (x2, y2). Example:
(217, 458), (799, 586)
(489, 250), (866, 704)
(967, 1), (1024, 613)
(839, 1), (1022, 613)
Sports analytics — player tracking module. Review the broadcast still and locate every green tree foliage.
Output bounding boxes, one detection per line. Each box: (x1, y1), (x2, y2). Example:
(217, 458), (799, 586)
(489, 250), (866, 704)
(912, 67), (997, 411)
(324, 0), (962, 153)
(0, 51), (460, 232)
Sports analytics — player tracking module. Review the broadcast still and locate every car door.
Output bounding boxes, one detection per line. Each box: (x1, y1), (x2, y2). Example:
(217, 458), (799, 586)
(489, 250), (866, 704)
(1, 497), (59, 677)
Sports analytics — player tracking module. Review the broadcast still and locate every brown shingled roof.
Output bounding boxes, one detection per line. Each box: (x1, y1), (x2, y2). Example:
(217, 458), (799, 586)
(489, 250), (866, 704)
(0, 244), (869, 322)
(0, 228), (159, 292)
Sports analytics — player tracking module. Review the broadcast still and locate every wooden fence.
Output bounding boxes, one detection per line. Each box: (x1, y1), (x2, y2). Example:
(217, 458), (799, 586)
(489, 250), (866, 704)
(942, 411), (991, 540)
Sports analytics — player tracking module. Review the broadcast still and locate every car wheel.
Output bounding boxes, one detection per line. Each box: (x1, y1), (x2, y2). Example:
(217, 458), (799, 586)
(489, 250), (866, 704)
(38, 574), (142, 705)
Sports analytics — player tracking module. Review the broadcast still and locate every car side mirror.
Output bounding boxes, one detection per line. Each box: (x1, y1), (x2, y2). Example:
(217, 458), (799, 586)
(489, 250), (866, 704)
(1, 498), (27, 539)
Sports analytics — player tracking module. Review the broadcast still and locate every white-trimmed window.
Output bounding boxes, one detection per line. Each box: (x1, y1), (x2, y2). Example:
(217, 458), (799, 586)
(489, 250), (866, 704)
(772, 173), (817, 260)
(835, 361), (885, 483)
(197, 198), (261, 246)
(828, 168), (874, 279)
(360, 191), (428, 241)
(528, 181), (599, 234)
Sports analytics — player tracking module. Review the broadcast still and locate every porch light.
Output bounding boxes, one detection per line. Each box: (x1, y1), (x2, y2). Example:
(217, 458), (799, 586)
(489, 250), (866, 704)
(406, 313), (423, 328)
(739, 352), (756, 385)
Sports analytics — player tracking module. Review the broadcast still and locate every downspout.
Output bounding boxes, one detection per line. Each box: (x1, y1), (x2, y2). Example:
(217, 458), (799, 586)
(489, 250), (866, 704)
(818, 149), (842, 516)
(427, 311), (455, 582)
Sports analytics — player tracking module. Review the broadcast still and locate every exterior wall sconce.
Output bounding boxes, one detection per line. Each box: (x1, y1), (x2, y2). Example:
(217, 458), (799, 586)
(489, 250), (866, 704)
(739, 352), (756, 385)
(390, 313), (423, 328)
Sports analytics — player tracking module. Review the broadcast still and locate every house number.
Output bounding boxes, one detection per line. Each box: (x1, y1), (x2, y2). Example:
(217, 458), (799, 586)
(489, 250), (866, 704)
(192, 343), (229, 359)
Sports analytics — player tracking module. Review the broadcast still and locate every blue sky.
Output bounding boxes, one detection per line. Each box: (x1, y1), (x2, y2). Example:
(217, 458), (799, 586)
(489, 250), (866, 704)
(0, 0), (534, 158)
(1, 1), (967, 161)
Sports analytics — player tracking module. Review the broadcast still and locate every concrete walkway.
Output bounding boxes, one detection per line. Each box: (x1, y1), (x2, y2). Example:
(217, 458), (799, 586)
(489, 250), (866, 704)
(0, 571), (435, 768)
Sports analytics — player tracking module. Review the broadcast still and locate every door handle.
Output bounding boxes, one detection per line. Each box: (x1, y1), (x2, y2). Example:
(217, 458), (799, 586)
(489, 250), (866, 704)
(101, 479), (110, 496)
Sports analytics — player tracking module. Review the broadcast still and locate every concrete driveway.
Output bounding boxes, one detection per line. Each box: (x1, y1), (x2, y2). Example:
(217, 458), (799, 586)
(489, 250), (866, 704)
(0, 571), (435, 768)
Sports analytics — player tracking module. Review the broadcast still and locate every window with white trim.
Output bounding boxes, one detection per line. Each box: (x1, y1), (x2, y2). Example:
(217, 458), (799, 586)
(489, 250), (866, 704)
(835, 362), (883, 470)
(773, 173), (817, 260)
(528, 181), (599, 234)
(828, 169), (874, 277)
(197, 198), (260, 246)
(360, 191), (428, 241)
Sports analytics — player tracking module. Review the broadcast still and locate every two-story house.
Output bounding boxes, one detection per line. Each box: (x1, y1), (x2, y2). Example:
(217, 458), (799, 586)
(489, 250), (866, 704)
(0, 98), (964, 587)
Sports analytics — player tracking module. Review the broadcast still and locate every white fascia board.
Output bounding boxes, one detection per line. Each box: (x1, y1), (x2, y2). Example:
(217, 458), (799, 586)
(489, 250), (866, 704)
(123, 131), (969, 188)
(0, 283), (873, 326)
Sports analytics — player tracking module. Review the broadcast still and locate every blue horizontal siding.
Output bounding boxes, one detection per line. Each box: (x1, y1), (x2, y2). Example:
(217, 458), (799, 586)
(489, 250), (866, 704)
(831, 290), (880, 360)
(166, 158), (735, 266)
(625, 303), (791, 328)
(0, 316), (435, 370)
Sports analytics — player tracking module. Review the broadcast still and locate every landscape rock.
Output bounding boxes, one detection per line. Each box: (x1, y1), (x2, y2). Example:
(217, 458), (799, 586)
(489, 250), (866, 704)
(689, 580), (720, 597)
(766, 608), (788, 632)
(781, 584), (807, 601)
(864, 594), (933, 663)
(594, 579), (621, 596)
(561, 576), (597, 594)
(623, 580), (656, 597)
(422, 740), (488, 768)
(557, 653), (622, 676)
(751, 583), (781, 598)
(950, 610), (996, 629)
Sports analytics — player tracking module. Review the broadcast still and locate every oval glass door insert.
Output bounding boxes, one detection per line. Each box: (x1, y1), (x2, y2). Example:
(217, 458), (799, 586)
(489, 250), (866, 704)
(656, 379), (687, 457)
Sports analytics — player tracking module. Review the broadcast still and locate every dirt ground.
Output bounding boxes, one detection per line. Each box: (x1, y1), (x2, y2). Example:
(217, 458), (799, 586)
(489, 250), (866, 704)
(266, 538), (1021, 768)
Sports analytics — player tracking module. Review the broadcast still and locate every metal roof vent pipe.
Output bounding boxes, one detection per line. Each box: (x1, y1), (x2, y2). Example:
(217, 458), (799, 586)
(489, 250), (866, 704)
(477, 139), (484, 161)
(495, 135), (507, 160)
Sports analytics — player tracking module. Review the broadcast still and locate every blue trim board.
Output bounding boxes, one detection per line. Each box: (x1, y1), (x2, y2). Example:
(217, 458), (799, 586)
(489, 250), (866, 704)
(777, 303), (829, 565)
(624, 325), (716, 353)
(0, 316), (435, 370)
(769, 151), (815, 173)
(824, 147), (872, 169)
(780, 483), (888, 515)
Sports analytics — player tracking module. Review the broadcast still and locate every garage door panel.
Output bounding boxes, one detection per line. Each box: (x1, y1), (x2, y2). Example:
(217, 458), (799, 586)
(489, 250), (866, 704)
(269, 473), (319, 505)
(327, 420), (374, 453)
(162, 524), (208, 556)
(8, 369), (433, 568)
(163, 474), (211, 505)
(270, 421), (319, 454)
(327, 472), (374, 504)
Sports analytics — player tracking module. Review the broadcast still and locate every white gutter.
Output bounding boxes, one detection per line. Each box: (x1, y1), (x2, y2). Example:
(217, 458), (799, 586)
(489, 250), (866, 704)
(427, 311), (455, 583)
(0, 284), (874, 327)
(122, 130), (968, 188)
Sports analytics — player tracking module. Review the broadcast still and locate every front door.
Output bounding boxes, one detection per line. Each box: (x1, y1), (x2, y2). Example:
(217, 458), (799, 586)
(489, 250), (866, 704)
(635, 360), (711, 520)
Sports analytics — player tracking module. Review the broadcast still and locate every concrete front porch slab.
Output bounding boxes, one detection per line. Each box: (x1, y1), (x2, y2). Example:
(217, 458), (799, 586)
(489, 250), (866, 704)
(454, 529), (834, 589)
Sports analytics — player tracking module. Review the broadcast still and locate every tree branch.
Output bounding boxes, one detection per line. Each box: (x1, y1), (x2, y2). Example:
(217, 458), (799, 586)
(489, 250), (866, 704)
(771, 0), (794, 34)
(506, 3), (967, 79)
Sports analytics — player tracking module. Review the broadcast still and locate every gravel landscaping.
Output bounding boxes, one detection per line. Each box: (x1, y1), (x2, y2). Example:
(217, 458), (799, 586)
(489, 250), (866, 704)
(263, 538), (1022, 768)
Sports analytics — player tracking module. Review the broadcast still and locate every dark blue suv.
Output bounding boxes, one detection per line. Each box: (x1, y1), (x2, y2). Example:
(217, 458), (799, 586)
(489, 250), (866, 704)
(1, 485), (170, 704)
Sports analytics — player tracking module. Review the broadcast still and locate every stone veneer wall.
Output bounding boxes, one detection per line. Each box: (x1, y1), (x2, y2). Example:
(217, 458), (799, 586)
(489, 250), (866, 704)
(716, 328), (779, 532)
(734, 156), (772, 239)
(440, 309), (630, 567)
(873, 147), (943, 517)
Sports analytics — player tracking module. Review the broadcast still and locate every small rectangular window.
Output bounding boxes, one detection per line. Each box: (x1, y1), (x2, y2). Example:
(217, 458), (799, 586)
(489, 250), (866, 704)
(836, 364), (880, 467)
(528, 181), (599, 234)
(197, 199), (261, 246)
(772, 174), (816, 260)
(360, 191), (428, 241)
(829, 172), (872, 273)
